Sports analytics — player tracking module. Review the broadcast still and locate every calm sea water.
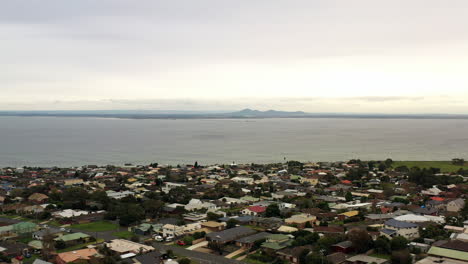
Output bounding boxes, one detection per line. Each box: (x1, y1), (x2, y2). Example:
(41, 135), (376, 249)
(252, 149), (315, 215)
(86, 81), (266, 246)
(1, 116), (468, 167)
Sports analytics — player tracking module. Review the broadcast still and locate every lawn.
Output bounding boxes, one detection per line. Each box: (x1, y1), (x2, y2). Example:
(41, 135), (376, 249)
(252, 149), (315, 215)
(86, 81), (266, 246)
(70, 221), (119, 232)
(112, 231), (134, 239)
(392, 161), (467, 173)
(57, 239), (104, 253)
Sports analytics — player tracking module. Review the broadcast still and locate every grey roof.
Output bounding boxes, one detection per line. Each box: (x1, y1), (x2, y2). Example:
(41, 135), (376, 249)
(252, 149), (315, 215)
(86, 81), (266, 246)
(32, 260), (53, 264)
(134, 251), (163, 264)
(333, 240), (353, 248)
(235, 232), (271, 244)
(207, 226), (256, 243)
(385, 219), (418, 228)
(381, 228), (397, 236)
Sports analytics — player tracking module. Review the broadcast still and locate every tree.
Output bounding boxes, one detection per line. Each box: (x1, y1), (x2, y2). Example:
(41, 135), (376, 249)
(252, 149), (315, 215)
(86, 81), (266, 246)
(345, 192), (353, 202)
(179, 258), (191, 264)
(384, 158), (393, 167)
(142, 199), (164, 218)
(375, 236), (391, 254)
(265, 204), (281, 217)
(391, 249), (412, 264)
(452, 158), (465, 166)
(207, 212), (222, 221)
(391, 236), (409, 251)
(347, 229), (373, 253)
(226, 219), (239, 229)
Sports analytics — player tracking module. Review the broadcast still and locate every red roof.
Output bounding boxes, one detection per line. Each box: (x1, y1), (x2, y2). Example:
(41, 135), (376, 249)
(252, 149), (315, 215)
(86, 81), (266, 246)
(431, 197), (445, 201)
(341, 180), (352, 184)
(247, 206), (266, 213)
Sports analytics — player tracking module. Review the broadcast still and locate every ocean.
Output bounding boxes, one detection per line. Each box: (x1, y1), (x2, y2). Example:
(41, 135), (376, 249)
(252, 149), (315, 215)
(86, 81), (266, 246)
(1, 116), (467, 167)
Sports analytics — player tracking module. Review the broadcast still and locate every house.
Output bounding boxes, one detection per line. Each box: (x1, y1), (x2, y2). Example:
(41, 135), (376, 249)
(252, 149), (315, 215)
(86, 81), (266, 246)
(277, 245), (314, 264)
(242, 206), (266, 216)
(338, 211), (359, 220)
(381, 219), (419, 239)
(421, 187), (442, 196)
(28, 193), (49, 203)
(346, 254), (389, 264)
(133, 251), (163, 264)
(327, 252), (347, 264)
(427, 241), (468, 262)
(32, 259), (53, 264)
(63, 178), (84, 186)
(12, 222), (38, 235)
(231, 177), (254, 185)
(56, 248), (102, 264)
(201, 221), (225, 232)
(235, 232), (271, 249)
(285, 214), (317, 228)
(331, 241), (354, 254)
(105, 239), (155, 254)
(261, 234), (293, 253)
(206, 226), (256, 244)
(162, 224), (185, 238)
(106, 190), (135, 199)
(53, 209), (89, 218)
(446, 198), (465, 212)
(184, 199), (217, 211)
(54, 232), (91, 246)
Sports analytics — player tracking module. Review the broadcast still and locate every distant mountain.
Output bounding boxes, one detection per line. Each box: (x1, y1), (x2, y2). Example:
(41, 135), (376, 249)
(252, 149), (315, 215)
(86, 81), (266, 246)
(225, 108), (308, 117)
(1, 109), (468, 120)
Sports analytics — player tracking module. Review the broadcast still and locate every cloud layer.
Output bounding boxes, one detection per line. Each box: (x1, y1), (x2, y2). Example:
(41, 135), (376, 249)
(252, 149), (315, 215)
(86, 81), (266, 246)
(1, 1), (468, 113)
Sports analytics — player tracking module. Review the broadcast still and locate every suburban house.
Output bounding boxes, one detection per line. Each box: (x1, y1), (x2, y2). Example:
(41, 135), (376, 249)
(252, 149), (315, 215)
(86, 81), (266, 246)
(235, 232), (272, 249)
(28, 193), (49, 203)
(105, 239), (155, 255)
(242, 206), (266, 216)
(184, 199), (217, 211)
(285, 214), (317, 228)
(381, 219), (419, 239)
(446, 198), (465, 212)
(56, 248), (102, 264)
(206, 226), (256, 245)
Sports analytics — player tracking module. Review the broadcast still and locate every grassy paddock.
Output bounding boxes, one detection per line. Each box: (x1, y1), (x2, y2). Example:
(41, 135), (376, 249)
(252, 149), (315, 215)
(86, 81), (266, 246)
(70, 221), (119, 232)
(112, 231), (134, 239)
(392, 161), (467, 173)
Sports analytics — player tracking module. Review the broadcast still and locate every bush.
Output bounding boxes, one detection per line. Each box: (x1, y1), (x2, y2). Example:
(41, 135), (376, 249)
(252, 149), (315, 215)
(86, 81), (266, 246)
(183, 236), (194, 245)
(179, 258), (191, 264)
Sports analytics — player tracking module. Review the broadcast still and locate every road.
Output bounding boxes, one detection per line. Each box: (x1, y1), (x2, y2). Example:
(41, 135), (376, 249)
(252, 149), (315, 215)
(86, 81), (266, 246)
(154, 242), (247, 264)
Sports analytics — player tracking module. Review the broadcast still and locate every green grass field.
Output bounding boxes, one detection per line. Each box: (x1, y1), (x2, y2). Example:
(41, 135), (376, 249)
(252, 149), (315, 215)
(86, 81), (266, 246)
(70, 221), (119, 232)
(112, 231), (134, 239)
(392, 161), (467, 173)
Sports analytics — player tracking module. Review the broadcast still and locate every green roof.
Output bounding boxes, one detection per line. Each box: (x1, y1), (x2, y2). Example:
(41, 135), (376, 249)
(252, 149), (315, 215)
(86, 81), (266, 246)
(0, 225), (13, 233)
(241, 196), (260, 202)
(428, 247), (468, 261)
(261, 240), (292, 250)
(55, 232), (90, 242)
(28, 240), (43, 249)
(12, 222), (37, 233)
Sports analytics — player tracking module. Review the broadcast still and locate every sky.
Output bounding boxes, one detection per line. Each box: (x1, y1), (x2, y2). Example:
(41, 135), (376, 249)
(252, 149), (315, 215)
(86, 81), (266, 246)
(2, 0), (468, 113)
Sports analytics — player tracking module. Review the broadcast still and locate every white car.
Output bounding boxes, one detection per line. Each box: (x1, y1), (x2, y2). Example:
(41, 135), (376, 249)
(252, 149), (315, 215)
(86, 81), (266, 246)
(165, 236), (175, 242)
(154, 235), (164, 242)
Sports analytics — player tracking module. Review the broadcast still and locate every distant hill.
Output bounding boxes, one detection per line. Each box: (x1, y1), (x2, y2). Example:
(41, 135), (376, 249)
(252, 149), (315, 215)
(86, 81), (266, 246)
(1, 109), (468, 120)
(225, 108), (308, 117)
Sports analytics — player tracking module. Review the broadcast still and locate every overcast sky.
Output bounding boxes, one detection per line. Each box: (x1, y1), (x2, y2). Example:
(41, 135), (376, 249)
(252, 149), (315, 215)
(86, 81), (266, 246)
(2, 0), (468, 113)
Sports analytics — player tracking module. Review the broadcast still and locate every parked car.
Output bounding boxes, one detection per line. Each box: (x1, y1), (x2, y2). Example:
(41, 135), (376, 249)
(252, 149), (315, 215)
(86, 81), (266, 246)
(176, 240), (186, 246)
(154, 235), (164, 242)
(165, 236), (174, 242)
